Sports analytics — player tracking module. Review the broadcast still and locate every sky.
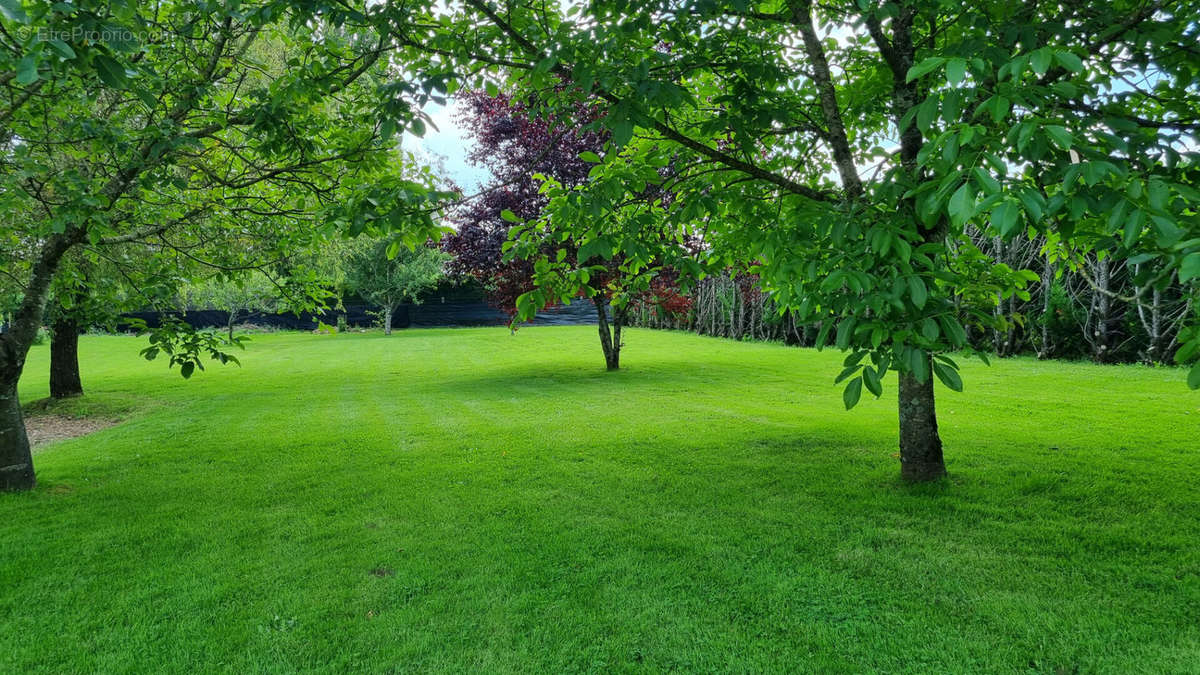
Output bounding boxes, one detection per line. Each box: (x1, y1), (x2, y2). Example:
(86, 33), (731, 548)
(404, 100), (491, 191)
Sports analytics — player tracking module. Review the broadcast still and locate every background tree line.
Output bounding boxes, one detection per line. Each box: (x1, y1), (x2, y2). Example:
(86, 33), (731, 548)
(625, 238), (1195, 366)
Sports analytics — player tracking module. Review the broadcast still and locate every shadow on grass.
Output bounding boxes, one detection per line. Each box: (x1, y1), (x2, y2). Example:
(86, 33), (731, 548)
(406, 357), (806, 394)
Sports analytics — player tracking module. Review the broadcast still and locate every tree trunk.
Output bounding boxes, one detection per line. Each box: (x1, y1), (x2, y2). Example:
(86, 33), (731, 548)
(0, 379), (34, 491)
(863, 4), (946, 483)
(1038, 255), (1054, 359)
(897, 369), (946, 482)
(1137, 284), (1164, 364)
(50, 316), (83, 399)
(593, 297), (619, 370)
(384, 307), (394, 336)
(226, 310), (238, 344)
(992, 236), (1007, 356)
(1091, 256), (1112, 363)
(612, 306), (625, 370)
(0, 229), (84, 491)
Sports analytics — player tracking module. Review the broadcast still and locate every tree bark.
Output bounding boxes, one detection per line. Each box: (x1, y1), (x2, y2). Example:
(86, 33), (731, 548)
(593, 297), (620, 370)
(612, 305), (625, 370)
(1038, 254), (1054, 359)
(0, 229), (84, 491)
(384, 307), (394, 335)
(50, 316), (83, 399)
(897, 369), (947, 482)
(1091, 255), (1112, 363)
(0, 380), (34, 491)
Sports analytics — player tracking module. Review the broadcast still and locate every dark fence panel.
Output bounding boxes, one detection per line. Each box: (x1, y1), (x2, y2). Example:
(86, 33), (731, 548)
(121, 298), (599, 332)
(411, 298), (599, 327)
(122, 305), (397, 331)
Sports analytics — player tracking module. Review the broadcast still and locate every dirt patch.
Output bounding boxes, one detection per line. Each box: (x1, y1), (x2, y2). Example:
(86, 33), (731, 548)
(24, 415), (119, 452)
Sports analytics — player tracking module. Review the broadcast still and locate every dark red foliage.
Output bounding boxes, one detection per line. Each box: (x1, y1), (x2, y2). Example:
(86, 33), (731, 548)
(644, 275), (694, 318)
(441, 92), (606, 316)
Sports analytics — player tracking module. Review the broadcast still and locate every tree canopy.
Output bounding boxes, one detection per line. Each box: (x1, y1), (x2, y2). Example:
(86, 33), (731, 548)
(344, 237), (448, 334)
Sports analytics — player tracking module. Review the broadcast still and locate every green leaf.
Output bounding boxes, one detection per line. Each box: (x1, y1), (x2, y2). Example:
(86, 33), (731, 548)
(933, 361), (963, 392)
(948, 183), (975, 227)
(908, 348), (930, 383)
(1045, 125), (1072, 150)
(843, 376), (863, 410)
(15, 55), (37, 84)
(939, 316), (967, 347)
(1030, 49), (1053, 77)
(47, 39), (75, 59)
(916, 98), (938, 133)
(921, 318), (940, 341)
(905, 57), (946, 83)
(843, 351), (868, 368)
(862, 366), (883, 397)
(1016, 190), (1043, 222)
(180, 362), (195, 379)
(945, 58), (966, 85)
(1152, 215), (1183, 247)
(576, 238), (607, 263)
(972, 168), (1000, 195)
(989, 96), (1010, 123)
(908, 276), (928, 310)
(835, 316), (858, 350)
(1054, 51), (1084, 73)
(1180, 253), (1200, 283)
(610, 119), (634, 147)
(500, 209), (521, 223)
(991, 200), (1020, 237)
(1123, 209), (1145, 248)
(579, 151), (602, 163)
(1148, 178), (1169, 211)
(95, 55), (130, 89)
(835, 364), (863, 384)
(0, 0), (28, 23)
(1188, 362), (1200, 390)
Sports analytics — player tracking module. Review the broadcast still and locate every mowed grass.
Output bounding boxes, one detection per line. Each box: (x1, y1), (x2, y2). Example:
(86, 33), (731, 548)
(2, 327), (1199, 673)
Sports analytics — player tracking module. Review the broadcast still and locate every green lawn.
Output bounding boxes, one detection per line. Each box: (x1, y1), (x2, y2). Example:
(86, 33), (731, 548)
(2, 327), (1198, 673)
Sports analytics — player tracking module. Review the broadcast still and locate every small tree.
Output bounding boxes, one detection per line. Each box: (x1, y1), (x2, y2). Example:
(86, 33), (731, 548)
(505, 159), (701, 371)
(443, 91), (690, 368)
(184, 274), (282, 343)
(344, 239), (448, 335)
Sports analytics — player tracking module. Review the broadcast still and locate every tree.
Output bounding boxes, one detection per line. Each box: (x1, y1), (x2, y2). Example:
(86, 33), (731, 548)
(385, 0), (1200, 481)
(46, 262), (100, 400)
(443, 91), (697, 369)
(505, 156), (702, 370)
(0, 2), (446, 491)
(344, 238), (448, 334)
(183, 273), (283, 343)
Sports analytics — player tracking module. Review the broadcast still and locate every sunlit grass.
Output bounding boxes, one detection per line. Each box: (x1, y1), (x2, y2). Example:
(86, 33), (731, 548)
(3, 327), (1198, 672)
